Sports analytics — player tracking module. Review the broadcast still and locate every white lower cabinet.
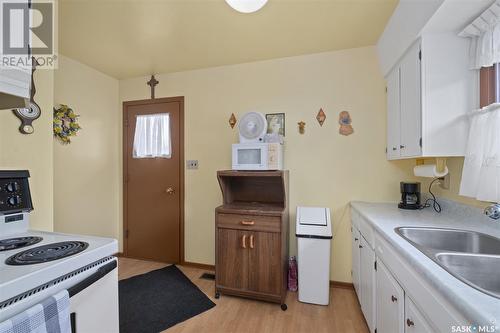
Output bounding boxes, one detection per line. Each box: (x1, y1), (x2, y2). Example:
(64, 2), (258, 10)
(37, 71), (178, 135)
(351, 225), (436, 333)
(360, 236), (376, 333)
(405, 296), (434, 333)
(376, 259), (405, 333)
(351, 227), (361, 296)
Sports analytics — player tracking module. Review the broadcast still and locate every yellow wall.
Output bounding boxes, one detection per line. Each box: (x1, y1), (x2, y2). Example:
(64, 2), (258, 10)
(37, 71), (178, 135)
(53, 56), (120, 239)
(0, 69), (54, 231)
(0, 50), (487, 283)
(119, 46), (417, 282)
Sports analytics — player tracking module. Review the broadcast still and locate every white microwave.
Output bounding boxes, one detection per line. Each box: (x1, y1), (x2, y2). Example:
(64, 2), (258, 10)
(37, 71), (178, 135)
(232, 143), (283, 170)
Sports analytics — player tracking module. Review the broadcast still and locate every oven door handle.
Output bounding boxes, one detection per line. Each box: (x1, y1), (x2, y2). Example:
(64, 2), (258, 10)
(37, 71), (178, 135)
(68, 259), (117, 298)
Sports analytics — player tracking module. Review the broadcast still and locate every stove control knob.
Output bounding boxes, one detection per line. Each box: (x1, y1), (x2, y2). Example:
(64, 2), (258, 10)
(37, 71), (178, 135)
(6, 182), (19, 193)
(7, 196), (21, 206)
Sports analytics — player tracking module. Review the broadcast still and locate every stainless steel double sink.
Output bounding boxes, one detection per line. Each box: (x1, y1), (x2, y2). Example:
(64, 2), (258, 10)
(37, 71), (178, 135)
(395, 227), (500, 299)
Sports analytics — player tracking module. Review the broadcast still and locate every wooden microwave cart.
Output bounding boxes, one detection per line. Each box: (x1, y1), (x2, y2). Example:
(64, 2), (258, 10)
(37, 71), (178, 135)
(215, 170), (289, 310)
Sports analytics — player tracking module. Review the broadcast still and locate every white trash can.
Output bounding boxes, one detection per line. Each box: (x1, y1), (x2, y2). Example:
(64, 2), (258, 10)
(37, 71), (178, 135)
(296, 206), (332, 305)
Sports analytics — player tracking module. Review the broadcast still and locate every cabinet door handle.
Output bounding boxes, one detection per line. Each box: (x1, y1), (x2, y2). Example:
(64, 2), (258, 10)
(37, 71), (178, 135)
(406, 319), (414, 327)
(249, 235), (254, 249)
(391, 295), (398, 302)
(241, 220), (255, 226)
(354, 238), (359, 241)
(359, 245), (363, 248)
(241, 235), (247, 249)
(392, 147), (397, 151)
(400, 145), (406, 149)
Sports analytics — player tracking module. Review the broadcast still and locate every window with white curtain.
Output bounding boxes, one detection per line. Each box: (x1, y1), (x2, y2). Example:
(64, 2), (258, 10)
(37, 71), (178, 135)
(133, 113), (171, 159)
(459, 0), (500, 202)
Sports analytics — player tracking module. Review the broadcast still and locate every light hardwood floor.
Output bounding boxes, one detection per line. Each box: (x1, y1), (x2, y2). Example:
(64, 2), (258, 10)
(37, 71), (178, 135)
(118, 257), (369, 333)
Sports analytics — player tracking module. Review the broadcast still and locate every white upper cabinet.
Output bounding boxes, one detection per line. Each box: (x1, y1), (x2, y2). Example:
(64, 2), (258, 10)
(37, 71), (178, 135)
(385, 33), (474, 160)
(386, 66), (401, 159)
(399, 41), (422, 158)
(0, 67), (30, 101)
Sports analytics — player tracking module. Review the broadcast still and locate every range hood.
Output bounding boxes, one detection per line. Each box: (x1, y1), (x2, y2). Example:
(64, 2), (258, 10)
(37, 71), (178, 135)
(0, 67), (31, 110)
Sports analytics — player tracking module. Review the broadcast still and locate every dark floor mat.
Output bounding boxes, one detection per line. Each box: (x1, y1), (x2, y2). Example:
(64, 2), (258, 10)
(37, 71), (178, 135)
(119, 265), (216, 333)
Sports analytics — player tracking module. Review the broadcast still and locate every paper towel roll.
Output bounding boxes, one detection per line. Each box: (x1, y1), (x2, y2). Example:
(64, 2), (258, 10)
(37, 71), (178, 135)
(413, 164), (449, 178)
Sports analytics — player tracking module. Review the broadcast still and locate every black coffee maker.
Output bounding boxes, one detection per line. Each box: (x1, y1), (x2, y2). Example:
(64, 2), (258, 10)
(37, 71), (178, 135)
(398, 182), (421, 210)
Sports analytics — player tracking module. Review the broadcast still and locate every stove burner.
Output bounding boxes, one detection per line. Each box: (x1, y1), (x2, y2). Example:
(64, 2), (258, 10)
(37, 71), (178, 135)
(5, 241), (89, 265)
(0, 236), (43, 252)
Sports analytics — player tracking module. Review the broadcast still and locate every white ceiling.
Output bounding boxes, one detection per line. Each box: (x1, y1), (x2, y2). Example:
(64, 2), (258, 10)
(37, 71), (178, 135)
(59, 0), (398, 79)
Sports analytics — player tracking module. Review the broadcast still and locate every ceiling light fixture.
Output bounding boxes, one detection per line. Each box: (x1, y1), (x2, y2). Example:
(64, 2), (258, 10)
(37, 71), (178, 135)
(225, 0), (268, 13)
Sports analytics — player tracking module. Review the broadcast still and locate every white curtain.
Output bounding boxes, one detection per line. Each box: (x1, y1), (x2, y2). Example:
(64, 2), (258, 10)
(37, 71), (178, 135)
(459, 0), (500, 69)
(460, 105), (500, 202)
(133, 113), (171, 159)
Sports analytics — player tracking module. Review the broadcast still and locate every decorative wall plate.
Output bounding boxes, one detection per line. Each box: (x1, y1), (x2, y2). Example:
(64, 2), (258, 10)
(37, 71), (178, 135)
(298, 121), (306, 134)
(53, 104), (81, 144)
(316, 108), (326, 126)
(12, 58), (40, 134)
(229, 113), (237, 128)
(13, 102), (41, 134)
(339, 111), (353, 136)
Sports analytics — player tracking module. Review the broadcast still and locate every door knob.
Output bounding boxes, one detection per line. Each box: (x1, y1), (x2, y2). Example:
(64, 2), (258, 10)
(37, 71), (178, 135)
(391, 295), (398, 302)
(166, 187), (175, 195)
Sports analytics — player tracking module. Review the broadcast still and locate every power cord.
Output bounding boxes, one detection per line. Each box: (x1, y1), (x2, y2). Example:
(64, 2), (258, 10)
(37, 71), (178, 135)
(420, 178), (442, 213)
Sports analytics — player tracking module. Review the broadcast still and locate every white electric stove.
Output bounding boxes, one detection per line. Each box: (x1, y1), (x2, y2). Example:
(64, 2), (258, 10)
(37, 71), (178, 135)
(0, 170), (119, 332)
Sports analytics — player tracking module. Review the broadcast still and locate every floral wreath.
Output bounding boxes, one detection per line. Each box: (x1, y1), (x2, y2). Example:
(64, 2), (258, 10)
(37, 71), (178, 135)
(53, 104), (81, 144)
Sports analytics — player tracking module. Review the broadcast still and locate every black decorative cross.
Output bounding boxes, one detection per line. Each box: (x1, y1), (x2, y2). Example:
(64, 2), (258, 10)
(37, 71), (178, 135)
(147, 75), (159, 99)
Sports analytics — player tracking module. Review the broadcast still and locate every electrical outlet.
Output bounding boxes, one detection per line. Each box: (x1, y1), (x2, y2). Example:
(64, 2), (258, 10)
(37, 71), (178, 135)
(186, 160), (199, 169)
(438, 173), (450, 190)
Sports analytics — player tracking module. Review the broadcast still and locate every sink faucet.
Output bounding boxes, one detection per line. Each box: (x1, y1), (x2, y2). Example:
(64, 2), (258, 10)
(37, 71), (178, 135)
(484, 203), (500, 219)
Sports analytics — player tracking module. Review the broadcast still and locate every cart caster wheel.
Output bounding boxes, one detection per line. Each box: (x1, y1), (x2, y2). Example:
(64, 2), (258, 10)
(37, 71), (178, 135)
(281, 304), (287, 311)
(215, 292), (220, 299)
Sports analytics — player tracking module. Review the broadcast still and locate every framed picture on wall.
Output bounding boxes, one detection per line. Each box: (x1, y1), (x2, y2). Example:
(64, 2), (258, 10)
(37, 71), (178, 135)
(266, 113), (285, 137)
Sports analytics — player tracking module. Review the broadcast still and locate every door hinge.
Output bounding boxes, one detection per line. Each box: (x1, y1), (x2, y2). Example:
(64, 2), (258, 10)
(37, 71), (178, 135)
(385, 147), (388, 154)
(124, 119), (129, 127)
(125, 229), (129, 238)
(418, 50), (422, 60)
(419, 137), (422, 147)
(385, 86), (387, 93)
(374, 260), (377, 271)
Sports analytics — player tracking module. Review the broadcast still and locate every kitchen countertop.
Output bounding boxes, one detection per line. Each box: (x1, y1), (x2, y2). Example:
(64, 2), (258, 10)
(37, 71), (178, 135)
(350, 199), (500, 326)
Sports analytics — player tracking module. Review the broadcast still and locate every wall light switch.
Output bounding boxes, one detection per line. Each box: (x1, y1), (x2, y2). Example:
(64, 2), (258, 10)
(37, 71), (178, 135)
(186, 160), (199, 169)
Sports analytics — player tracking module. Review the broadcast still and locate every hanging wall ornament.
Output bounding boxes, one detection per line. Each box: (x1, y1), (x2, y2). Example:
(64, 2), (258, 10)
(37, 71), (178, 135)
(53, 104), (81, 144)
(298, 121), (306, 134)
(229, 113), (237, 129)
(338, 111), (354, 136)
(316, 108), (326, 126)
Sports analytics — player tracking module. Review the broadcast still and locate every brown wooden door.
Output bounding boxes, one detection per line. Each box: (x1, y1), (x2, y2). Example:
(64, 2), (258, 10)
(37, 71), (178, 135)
(124, 97), (183, 263)
(217, 228), (249, 290)
(248, 231), (281, 295)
